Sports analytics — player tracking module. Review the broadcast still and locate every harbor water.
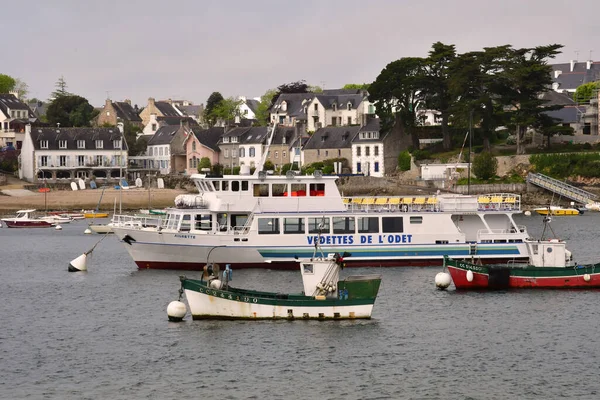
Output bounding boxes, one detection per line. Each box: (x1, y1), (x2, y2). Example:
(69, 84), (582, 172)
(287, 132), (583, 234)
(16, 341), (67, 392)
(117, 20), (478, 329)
(1, 213), (600, 399)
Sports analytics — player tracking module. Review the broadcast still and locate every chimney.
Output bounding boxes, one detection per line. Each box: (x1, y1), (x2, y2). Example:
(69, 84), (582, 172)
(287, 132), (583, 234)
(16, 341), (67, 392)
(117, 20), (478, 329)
(554, 70), (562, 79)
(105, 98), (112, 108)
(9, 90), (18, 99)
(587, 60), (592, 70)
(124, 99), (131, 105)
(148, 97), (155, 107)
(570, 60), (576, 72)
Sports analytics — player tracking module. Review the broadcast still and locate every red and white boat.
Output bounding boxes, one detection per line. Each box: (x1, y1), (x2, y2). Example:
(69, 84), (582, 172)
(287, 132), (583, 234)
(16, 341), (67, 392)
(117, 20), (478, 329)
(1, 209), (54, 228)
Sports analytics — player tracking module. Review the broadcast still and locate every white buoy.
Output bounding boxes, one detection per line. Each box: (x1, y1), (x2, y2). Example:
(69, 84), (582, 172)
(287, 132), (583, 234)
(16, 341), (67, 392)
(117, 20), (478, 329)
(435, 272), (452, 290)
(524, 210), (532, 216)
(167, 301), (187, 322)
(84, 228), (92, 234)
(584, 274), (591, 282)
(55, 224), (62, 230)
(69, 253), (88, 272)
(466, 270), (474, 282)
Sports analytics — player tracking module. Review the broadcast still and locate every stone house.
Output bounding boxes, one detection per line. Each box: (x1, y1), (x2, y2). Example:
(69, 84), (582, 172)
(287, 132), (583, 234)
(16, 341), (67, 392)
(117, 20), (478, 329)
(302, 125), (361, 167)
(19, 124), (127, 183)
(138, 97), (183, 127)
(95, 99), (143, 127)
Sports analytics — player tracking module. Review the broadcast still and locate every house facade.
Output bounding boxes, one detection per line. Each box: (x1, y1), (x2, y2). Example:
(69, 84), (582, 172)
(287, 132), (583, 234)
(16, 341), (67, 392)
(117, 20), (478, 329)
(146, 125), (189, 175)
(302, 125), (361, 168)
(238, 96), (260, 121)
(183, 127), (223, 175)
(138, 97), (183, 126)
(351, 119), (392, 177)
(95, 99), (143, 127)
(19, 125), (127, 183)
(270, 93), (315, 127)
(305, 90), (374, 132)
(550, 59), (600, 93)
(0, 93), (37, 149)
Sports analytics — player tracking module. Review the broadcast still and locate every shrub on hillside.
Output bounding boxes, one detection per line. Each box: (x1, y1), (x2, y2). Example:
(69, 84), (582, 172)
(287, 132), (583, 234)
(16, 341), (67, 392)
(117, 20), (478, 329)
(473, 151), (498, 180)
(397, 151), (411, 171)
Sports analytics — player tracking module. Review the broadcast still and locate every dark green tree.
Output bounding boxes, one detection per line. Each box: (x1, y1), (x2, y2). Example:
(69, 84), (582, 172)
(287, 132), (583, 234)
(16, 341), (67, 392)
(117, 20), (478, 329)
(122, 122), (144, 156)
(473, 151), (498, 180)
(212, 97), (242, 125)
(263, 159), (275, 171)
(254, 89), (277, 126)
(0, 73), (16, 93)
(369, 57), (427, 149)
(342, 83), (370, 91)
(198, 157), (211, 171)
(204, 92), (224, 127)
(46, 95), (97, 127)
(270, 80), (310, 108)
(50, 75), (70, 100)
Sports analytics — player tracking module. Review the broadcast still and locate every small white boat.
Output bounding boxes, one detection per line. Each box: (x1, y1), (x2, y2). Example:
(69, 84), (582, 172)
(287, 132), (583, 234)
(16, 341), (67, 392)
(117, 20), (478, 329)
(1, 209), (54, 228)
(178, 245), (382, 320)
(89, 223), (114, 234)
(41, 215), (73, 224)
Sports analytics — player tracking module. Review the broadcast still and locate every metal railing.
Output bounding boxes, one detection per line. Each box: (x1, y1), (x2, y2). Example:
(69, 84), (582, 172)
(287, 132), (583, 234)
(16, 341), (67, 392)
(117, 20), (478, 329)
(526, 173), (598, 204)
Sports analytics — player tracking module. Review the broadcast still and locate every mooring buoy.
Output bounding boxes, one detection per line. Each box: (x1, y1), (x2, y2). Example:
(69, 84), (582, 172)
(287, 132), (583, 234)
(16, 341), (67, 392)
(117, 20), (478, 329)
(167, 301), (187, 322)
(68, 253), (88, 272)
(435, 272), (452, 290)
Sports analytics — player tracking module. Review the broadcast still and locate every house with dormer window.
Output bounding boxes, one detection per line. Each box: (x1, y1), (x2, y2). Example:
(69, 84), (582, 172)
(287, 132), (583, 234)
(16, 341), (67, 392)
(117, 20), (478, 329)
(302, 125), (361, 167)
(351, 119), (392, 177)
(183, 127), (223, 174)
(305, 89), (375, 132)
(270, 93), (316, 127)
(95, 98), (143, 127)
(19, 125), (127, 183)
(0, 93), (38, 149)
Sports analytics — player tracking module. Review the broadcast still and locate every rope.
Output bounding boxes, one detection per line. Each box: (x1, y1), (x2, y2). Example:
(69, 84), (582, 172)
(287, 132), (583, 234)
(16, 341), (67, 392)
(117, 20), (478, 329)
(84, 232), (110, 256)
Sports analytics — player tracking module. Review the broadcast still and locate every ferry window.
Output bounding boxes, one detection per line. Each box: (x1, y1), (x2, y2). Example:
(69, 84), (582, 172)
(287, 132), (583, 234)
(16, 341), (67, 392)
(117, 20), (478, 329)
(435, 240), (449, 244)
(272, 184), (287, 197)
(232, 181), (240, 191)
(194, 214), (212, 231)
(290, 183), (306, 196)
(333, 217), (355, 234)
(382, 217), (403, 233)
(222, 180), (229, 191)
(303, 264), (314, 274)
(258, 218), (280, 234)
(241, 181), (248, 191)
(309, 183), (325, 196)
(212, 180), (220, 191)
(231, 214), (249, 230)
(284, 217), (305, 234)
(166, 214), (178, 230)
(217, 213), (228, 231)
(410, 216), (423, 224)
(308, 217), (330, 233)
(494, 239), (507, 243)
(253, 183), (269, 197)
(358, 217), (379, 233)
(180, 214), (192, 232)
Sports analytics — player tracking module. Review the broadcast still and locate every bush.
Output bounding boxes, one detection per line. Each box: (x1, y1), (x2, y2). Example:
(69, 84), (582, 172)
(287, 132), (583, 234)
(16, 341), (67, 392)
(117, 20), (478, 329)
(397, 151), (411, 171)
(472, 151), (498, 180)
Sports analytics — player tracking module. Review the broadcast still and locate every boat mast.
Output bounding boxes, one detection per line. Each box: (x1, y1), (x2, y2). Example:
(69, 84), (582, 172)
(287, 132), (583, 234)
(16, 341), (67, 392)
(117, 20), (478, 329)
(255, 122), (277, 175)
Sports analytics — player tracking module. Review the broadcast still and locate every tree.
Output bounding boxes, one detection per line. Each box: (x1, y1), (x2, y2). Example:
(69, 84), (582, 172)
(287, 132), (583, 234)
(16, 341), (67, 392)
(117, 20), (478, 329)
(369, 57), (427, 149)
(50, 76), (70, 100)
(254, 88), (277, 126)
(204, 92), (224, 127)
(263, 159), (275, 171)
(342, 83), (370, 91)
(270, 80), (310, 108)
(473, 151), (498, 180)
(198, 157), (211, 171)
(13, 78), (29, 100)
(46, 95), (97, 127)
(122, 122), (144, 156)
(0, 73), (16, 93)
(574, 81), (600, 103)
(212, 97), (243, 125)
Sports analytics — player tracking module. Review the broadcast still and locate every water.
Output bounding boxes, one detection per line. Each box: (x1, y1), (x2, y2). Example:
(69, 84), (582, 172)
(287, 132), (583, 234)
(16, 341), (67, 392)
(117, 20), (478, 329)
(1, 214), (600, 399)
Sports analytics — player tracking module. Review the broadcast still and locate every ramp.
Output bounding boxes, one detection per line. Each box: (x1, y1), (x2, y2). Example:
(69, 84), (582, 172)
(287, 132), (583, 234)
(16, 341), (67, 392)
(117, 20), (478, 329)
(526, 173), (598, 204)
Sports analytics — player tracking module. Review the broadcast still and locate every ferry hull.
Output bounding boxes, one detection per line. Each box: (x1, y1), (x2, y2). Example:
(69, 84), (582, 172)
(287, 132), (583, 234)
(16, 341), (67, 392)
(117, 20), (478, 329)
(447, 263), (600, 289)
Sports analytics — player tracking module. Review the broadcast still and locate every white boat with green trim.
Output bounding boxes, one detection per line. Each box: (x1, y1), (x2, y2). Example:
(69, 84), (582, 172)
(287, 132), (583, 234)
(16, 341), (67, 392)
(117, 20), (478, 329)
(179, 251), (382, 320)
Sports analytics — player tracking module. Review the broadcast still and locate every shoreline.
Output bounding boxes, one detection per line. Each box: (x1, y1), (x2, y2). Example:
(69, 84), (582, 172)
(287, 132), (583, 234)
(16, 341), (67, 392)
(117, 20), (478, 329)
(0, 187), (188, 214)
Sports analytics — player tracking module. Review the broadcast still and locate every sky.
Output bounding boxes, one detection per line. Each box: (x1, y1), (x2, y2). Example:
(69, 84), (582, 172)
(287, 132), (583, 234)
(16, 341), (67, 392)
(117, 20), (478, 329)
(3, 0), (599, 108)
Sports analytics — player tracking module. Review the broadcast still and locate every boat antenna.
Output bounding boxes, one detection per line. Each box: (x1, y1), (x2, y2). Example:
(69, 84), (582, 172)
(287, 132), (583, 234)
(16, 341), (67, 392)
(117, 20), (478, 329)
(540, 206), (557, 240)
(312, 217), (327, 260)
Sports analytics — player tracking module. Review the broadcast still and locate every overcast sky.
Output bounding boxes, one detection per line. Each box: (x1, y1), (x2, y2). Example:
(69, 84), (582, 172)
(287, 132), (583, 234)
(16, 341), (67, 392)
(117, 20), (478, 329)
(3, 0), (598, 107)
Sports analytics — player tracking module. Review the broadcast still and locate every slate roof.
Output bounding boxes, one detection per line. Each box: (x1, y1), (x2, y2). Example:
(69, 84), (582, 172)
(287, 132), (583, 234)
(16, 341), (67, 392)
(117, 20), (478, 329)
(544, 106), (585, 124)
(0, 94), (36, 119)
(156, 116), (199, 126)
(177, 104), (203, 117)
(352, 119), (383, 143)
(551, 61), (600, 91)
(540, 91), (575, 106)
(28, 101), (47, 118)
(29, 127), (127, 151)
(147, 125), (180, 146)
(245, 99), (260, 114)
(271, 126), (296, 145)
(313, 93), (365, 110)
(155, 101), (182, 117)
(239, 127), (269, 144)
(322, 89), (364, 95)
(113, 102), (142, 122)
(303, 126), (361, 150)
(191, 127), (224, 152)
(272, 93), (315, 119)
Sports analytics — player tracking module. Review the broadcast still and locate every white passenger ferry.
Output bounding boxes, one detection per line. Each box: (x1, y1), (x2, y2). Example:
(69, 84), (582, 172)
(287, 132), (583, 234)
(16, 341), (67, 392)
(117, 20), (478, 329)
(111, 170), (531, 270)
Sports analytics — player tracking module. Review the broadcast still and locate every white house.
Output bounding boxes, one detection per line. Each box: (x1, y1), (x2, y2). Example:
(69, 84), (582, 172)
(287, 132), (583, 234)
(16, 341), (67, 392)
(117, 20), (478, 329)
(146, 125), (178, 174)
(0, 93), (37, 149)
(306, 90), (374, 132)
(351, 119), (385, 177)
(19, 124), (127, 183)
(238, 96), (260, 120)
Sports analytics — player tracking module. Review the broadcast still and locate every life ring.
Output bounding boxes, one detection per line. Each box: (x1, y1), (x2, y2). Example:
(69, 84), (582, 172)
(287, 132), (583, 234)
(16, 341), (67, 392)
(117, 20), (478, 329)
(402, 204), (409, 212)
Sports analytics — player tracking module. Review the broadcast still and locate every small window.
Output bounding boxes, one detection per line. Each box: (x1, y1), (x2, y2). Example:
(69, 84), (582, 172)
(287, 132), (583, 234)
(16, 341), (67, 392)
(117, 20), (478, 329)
(192, 141), (196, 151)
(282, 151), (286, 159)
(224, 149), (229, 158)
(333, 217), (355, 234)
(241, 181), (249, 191)
(374, 162), (379, 172)
(356, 146), (361, 156)
(365, 147), (370, 156)
(303, 264), (314, 274)
(272, 184), (287, 196)
(58, 140), (67, 149)
(253, 183), (269, 197)
(258, 218), (280, 234)
(194, 214), (212, 231)
(382, 217), (403, 233)
(410, 216), (423, 224)
(309, 183), (325, 196)
(249, 147), (255, 157)
(308, 217), (330, 234)
(290, 183), (306, 196)
(275, 151), (279, 159)
(77, 140), (85, 149)
(151, 123), (157, 131)
(212, 180), (221, 191)
(223, 137), (230, 143)
(180, 214), (192, 232)
(358, 217), (379, 233)
(284, 217), (305, 234)
(357, 162), (361, 173)
(59, 155), (67, 167)
(222, 180), (229, 191)
(95, 140), (103, 149)
(347, 116), (352, 125)
(239, 148), (245, 157)
(232, 181), (240, 191)
(40, 140), (48, 149)
(113, 139), (122, 149)
(232, 136), (238, 143)
(374, 146), (379, 156)
(78, 155), (85, 166)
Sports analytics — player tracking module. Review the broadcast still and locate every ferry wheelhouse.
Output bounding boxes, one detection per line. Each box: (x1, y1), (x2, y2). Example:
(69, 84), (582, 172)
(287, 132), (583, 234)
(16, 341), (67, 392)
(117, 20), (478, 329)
(111, 170), (531, 270)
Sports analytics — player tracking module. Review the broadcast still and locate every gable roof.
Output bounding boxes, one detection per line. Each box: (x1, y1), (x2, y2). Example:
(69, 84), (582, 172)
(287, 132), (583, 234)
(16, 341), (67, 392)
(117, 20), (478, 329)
(0, 94), (36, 119)
(272, 93), (315, 119)
(147, 125), (180, 146)
(271, 126), (296, 145)
(177, 104), (203, 117)
(540, 91), (575, 106)
(155, 101), (182, 117)
(551, 61), (600, 91)
(245, 99), (260, 114)
(544, 105), (585, 124)
(157, 116), (199, 126)
(313, 93), (365, 110)
(303, 126), (361, 150)
(29, 127), (127, 150)
(191, 127), (224, 152)
(113, 101), (142, 122)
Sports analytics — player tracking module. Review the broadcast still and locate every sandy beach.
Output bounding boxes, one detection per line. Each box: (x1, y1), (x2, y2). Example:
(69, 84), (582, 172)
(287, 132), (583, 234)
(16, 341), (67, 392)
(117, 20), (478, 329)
(0, 186), (188, 213)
